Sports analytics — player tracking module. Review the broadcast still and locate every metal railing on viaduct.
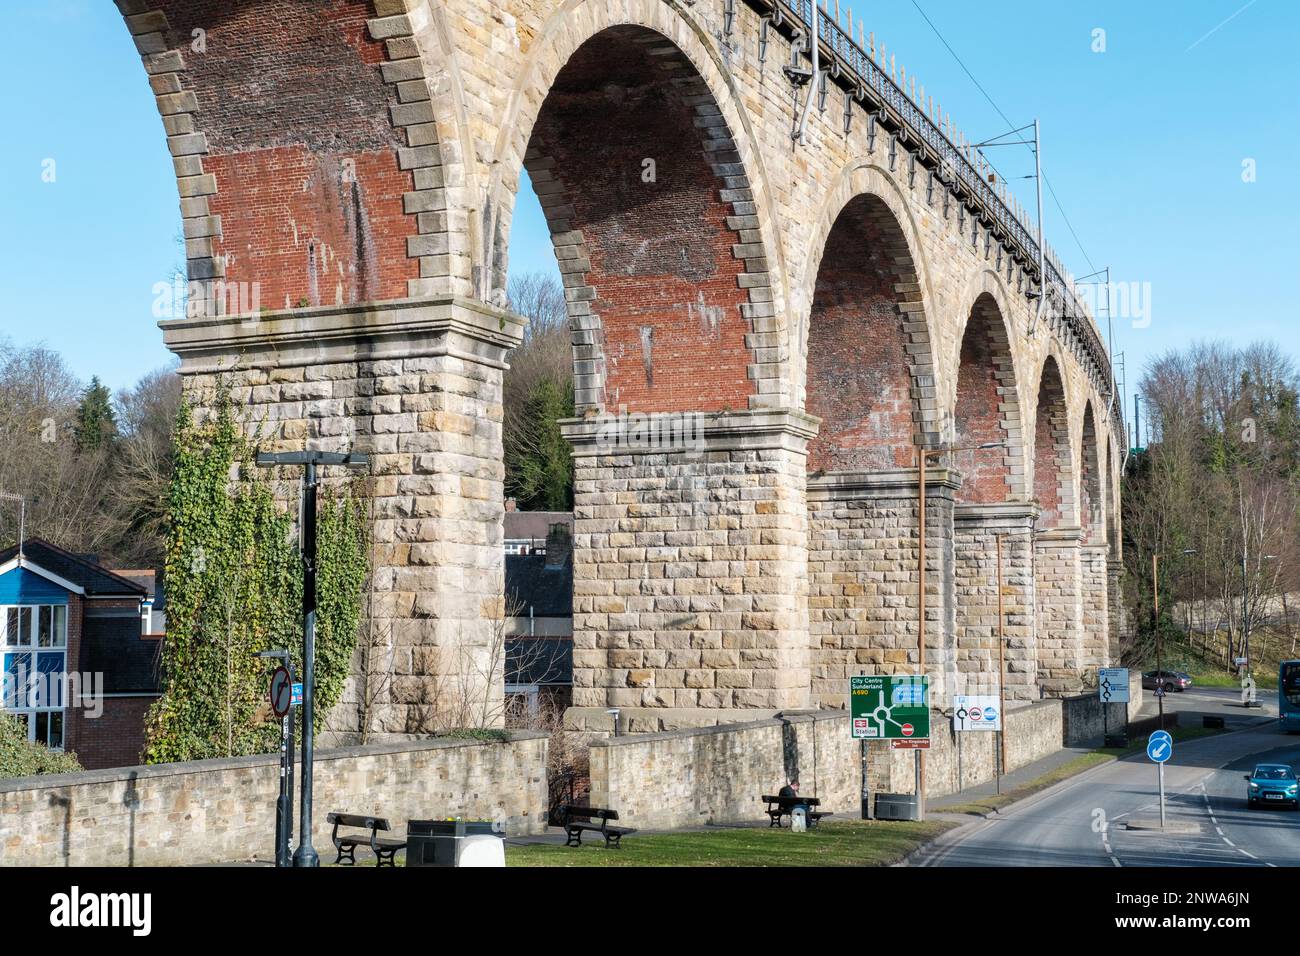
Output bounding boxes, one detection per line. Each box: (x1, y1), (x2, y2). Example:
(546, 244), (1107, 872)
(738, 0), (1124, 432)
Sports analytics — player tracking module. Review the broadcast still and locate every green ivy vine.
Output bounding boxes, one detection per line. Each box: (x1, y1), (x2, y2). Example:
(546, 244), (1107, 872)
(144, 384), (368, 763)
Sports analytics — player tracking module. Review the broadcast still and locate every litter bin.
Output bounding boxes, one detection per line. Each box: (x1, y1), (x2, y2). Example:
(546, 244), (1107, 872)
(874, 793), (920, 821)
(406, 820), (502, 867)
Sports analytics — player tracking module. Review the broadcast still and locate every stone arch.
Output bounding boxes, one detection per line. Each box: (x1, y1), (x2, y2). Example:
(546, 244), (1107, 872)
(949, 289), (1026, 503)
(1031, 354), (1076, 530)
(118, 1), (443, 314)
(1079, 400), (1105, 545)
(802, 179), (942, 471)
(795, 162), (942, 427)
(483, 5), (788, 413)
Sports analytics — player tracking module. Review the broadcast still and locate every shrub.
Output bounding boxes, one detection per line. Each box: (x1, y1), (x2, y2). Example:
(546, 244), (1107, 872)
(0, 713), (82, 778)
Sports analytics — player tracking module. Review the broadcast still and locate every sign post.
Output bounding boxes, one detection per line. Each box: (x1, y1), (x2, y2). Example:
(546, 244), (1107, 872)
(954, 696), (1001, 795)
(1098, 667), (1129, 742)
(851, 675), (931, 819)
(1147, 729), (1173, 828)
(258, 651), (296, 867)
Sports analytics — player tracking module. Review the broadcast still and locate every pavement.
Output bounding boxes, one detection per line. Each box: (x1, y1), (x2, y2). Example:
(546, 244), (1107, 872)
(906, 689), (1294, 867)
(929, 745), (1100, 811)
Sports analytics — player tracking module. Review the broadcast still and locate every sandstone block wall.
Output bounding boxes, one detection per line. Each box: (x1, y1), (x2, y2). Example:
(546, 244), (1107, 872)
(588, 711), (857, 831)
(952, 504), (1037, 699)
(1034, 530), (1084, 695)
(808, 469), (958, 709)
(564, 411), (818, 730)
(0, 732), (548, 866)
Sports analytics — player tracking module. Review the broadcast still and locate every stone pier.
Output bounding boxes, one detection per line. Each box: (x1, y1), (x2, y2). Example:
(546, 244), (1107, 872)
(162, 297), (525, 738)
(562, 409), (819, 732)
(953, 503), (1038, 699)
(808, 467), (959, 710)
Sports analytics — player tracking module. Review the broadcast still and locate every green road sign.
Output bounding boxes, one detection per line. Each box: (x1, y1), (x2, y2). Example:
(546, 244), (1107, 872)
(850, 675), (930, 740)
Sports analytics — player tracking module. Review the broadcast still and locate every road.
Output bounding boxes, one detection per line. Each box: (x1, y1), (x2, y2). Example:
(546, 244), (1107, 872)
(913, 689), (1300, 867)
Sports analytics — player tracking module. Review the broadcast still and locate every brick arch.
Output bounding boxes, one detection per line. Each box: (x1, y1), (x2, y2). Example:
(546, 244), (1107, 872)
(1031, 354), (1076, 529)
(794, 162), (941, 424)
(1079, 401), (1105, 544)
(500, 24), (775, 414)
(483, 4), (789, 413)
(118, 0), (444, 315)
(951, 291), (1026, 503)
(804, 191), (939, 472)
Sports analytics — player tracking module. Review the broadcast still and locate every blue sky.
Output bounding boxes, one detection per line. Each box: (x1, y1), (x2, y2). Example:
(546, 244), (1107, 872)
(2, 1), (1295, 433)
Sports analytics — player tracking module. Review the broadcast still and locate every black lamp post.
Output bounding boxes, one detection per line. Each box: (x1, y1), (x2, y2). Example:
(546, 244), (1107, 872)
(256, 450), (369, 867)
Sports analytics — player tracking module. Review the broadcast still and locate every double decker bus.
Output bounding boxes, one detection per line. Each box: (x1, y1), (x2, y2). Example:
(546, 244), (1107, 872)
(1280, 661), (1300, 732)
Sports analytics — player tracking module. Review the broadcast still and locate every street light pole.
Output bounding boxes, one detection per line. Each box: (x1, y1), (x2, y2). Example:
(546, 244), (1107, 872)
(256, 450), (369, 868)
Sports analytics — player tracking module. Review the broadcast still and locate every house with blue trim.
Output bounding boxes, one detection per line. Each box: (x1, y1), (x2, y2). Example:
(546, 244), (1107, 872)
(0, 539), (163, 770)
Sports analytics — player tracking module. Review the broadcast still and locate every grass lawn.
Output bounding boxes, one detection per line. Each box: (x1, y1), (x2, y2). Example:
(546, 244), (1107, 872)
(505, 819), (952, 867)
(940, 751), (1114, 816)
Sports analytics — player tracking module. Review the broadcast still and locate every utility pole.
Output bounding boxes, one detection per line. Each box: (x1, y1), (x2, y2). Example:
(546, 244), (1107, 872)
(1032, 118), (1045, 337)
(256, 450), (369, 868)
(1133, 394), (1142, 451)
(1153, 552), (1163, 730)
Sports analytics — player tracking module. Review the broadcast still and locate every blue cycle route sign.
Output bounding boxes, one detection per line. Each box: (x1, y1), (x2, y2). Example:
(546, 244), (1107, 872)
(1146, 730), (1173, 763)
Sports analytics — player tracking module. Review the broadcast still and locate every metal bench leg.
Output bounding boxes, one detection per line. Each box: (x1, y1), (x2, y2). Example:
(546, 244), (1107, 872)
(565, 827), (582, 848)
(335, 843), (356, 866)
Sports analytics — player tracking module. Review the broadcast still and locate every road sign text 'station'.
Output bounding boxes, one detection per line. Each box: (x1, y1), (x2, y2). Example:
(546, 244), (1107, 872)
(850, 675), (930, 741)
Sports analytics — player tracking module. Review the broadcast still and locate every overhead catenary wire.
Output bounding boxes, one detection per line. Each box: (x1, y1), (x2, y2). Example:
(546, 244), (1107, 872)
(908, 0), (1097, 275)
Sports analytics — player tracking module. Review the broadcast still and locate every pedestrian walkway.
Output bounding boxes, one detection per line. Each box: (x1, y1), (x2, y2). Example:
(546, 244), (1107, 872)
(928, 745), (1100, 811)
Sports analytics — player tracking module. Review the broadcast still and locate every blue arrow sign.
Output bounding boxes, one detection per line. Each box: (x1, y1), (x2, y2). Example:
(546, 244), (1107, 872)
(1147, 730), (1172, 763)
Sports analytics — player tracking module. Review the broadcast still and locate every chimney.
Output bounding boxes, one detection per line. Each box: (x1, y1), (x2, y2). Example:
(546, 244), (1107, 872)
(544, 522), (572, 570)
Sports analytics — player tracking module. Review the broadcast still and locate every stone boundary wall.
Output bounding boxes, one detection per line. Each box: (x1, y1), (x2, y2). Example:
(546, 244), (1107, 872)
(0, 732), (548, 866)
(589, 711), (856, 831)
(870, 699), (1061, 798)
(1061, 672), (1146, 746)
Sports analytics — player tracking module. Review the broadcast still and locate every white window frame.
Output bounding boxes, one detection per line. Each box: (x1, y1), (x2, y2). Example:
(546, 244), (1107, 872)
(1, 604), (68, 750)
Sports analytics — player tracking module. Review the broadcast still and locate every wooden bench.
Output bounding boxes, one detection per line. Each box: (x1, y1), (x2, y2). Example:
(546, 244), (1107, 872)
(326, 812), (407, 866)
(560, 805), (636, 848)
(760, 795), (832, 828)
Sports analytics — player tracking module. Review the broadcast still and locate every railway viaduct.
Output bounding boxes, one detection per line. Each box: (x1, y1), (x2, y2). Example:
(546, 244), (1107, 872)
(120, 0), (1125, 735)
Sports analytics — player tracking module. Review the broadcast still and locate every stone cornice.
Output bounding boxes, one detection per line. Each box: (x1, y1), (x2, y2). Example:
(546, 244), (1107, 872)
(954, 500), (1041, 530)
(807, 465), (963, 500)
(1034, 525), (1085, 546)
(560, 407), (821, 457)
(160, 295), (527, 374)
